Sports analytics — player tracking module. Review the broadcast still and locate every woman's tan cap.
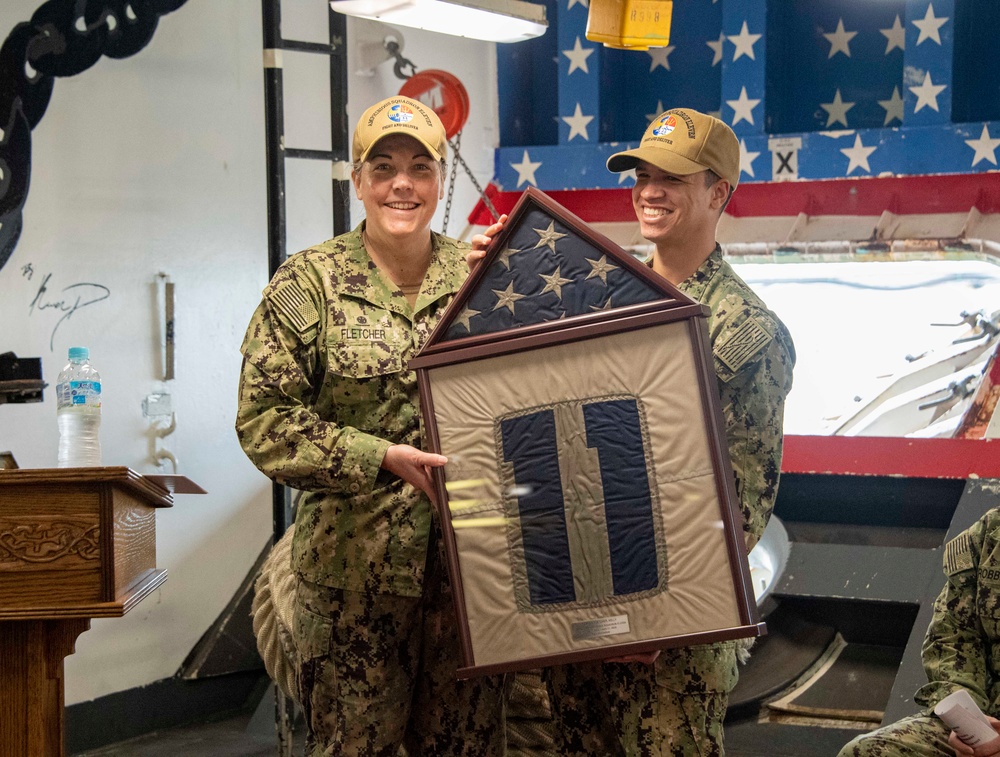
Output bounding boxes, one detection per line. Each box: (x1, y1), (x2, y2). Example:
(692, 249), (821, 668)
(352, 96), (448, 164)
(607, 108), (740, 189)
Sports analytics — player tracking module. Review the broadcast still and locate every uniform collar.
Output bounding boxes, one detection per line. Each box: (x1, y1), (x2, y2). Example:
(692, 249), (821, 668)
(642, 244), (724, 301)
(332, 223), (468, 318)
(676, 245), (724, 301)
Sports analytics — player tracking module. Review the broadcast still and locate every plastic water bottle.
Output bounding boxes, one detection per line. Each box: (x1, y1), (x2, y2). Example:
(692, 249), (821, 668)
(56, 347), (102, 467)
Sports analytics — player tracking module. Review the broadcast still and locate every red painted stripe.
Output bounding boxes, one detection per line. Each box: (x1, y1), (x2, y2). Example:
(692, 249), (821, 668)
(781, 435), (1000, 479)
(467, 173), (1000, 225)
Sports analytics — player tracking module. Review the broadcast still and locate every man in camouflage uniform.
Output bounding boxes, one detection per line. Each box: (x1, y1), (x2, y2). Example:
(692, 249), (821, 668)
(237, 96), (505, 756)
(538, 108), (796, 756)
(838, 508), (1000, 757)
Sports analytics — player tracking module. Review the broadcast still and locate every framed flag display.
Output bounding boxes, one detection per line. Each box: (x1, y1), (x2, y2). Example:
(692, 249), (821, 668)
(410, 187), (762, 677)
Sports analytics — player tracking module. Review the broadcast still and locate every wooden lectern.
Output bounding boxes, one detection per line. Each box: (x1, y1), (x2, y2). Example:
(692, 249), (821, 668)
(0, 467), (178, 756)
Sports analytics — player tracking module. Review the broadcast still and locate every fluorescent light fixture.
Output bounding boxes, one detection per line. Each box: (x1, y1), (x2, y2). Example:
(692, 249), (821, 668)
(331, 0), (548, 43)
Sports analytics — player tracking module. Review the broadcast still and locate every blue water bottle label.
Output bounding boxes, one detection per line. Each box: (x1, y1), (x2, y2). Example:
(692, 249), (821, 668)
(63, 381), (102, 407)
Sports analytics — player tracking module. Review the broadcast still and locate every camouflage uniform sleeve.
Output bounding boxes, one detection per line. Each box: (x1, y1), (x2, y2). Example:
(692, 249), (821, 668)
(235, 263), (391, 494)
(915, 516), (989, 712)
(712, 300), (796, 551)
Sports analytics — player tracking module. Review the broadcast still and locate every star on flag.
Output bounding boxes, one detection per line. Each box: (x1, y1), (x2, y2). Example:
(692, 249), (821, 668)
(586, 255), (617, 284)
(539, 267), (574, 298)
(497, 247), (523, 270)
(454, 307), (480, 331)
(491, 282), (526, 314)
(532, 221), (568, 252)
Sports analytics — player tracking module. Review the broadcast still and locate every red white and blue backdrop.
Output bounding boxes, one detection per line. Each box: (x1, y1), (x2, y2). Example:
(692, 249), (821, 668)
(492, 0), (999, 192)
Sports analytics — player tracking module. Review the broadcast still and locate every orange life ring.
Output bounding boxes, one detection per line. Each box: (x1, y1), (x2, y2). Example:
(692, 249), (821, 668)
(399, 69), (470, 139)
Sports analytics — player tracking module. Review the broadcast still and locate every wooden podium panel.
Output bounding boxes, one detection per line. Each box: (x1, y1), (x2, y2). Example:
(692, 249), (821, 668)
(0, 467), (178, 756)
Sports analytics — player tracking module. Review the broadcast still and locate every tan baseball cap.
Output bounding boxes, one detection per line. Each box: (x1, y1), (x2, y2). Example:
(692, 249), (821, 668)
(352, 96), (448, 164)
(607, 108), (740, 190)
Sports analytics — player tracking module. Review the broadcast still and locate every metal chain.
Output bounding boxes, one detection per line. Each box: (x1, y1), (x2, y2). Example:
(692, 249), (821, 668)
(443, 131), (461, 234)
(0, 0), (189, 273)
(448, 136), (501, 223)
(384, 39), (416, 80)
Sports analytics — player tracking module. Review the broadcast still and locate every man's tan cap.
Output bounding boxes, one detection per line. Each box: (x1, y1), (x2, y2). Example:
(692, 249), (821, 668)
(607, 108), (740, 189)
(352, 96), (448, 164)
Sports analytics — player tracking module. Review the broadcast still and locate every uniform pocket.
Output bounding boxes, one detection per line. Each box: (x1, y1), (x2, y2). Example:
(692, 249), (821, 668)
(327, 316), (407, 380)
(292, 581), (339, 661)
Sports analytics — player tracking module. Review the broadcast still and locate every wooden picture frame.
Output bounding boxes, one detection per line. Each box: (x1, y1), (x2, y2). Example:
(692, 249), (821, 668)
(410, 187), (762, 677)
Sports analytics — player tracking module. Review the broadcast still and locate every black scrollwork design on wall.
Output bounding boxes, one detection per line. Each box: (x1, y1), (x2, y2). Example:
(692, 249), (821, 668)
(0, 0), (188, 273)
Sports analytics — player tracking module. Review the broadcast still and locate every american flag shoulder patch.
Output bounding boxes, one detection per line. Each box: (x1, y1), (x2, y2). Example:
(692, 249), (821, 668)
(269, 280), (319, 335)
(717, 316), (772, 372)
(944, 532), (974, 576)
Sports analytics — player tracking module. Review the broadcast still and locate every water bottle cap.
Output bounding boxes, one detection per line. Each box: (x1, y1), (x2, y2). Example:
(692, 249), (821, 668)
(68, 347), (89, 360)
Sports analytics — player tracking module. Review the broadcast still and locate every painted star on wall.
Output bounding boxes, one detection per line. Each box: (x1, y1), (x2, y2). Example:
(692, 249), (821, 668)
(965, 125), (1000, 167)
(727, 86), (761, 126)
(878, 86), (904, 126)
(909, 72), (946, 113)
(646, 100), (666, 122)
(648, 45), (676, 72)
(728, 21), (762, 62)
(618, 168), (637, 185)
(511, 151), (542, 187)
(739, 139), (761, 178)
(706, 32), (725, 67)
(563, 36), (594, 75)
(562, 103), (595, 141)
(840, 134), (877, 174)
(820, 89), (855, 127)
(823, 18), (857, 59)
(912, 3), (949, 46)
(880, 15), (905, 54)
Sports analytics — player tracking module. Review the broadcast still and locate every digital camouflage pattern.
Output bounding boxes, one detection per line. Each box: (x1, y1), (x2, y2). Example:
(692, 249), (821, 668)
(543, 247), (795, 756)
(839, 507), (1000, 757)
(237, 225), (508, 755)
(294, 554), (506, 757)
(679, 247), (796, 553)
(237, 223), (467, 597)
(545, 646), (732, 757)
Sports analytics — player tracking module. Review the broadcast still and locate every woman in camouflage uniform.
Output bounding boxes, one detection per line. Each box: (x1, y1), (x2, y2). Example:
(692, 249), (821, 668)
(839, 508), (1000, 757)
(236, 96), (506, 756)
